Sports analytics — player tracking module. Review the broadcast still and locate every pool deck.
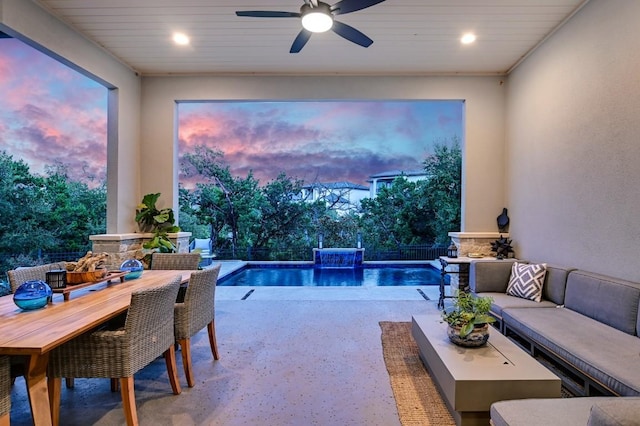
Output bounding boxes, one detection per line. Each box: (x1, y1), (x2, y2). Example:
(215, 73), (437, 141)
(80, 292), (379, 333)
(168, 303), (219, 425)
(8, 260), (445, 426)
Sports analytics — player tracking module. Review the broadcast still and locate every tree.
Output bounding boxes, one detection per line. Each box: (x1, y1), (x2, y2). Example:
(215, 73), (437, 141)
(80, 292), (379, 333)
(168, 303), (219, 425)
(0, 152), (56, 257)
(423, 137), (462, 244)
(181, 146), (263, 256)
(42, 163), (106, 250)
(0, 151), (107, 275)
(359, 177), (435, 249)
(251, 172), (312, 250)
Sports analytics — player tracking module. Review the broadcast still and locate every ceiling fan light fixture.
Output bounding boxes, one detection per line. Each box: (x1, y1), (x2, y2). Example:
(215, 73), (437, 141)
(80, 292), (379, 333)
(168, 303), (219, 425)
(301, 4), (333, 33)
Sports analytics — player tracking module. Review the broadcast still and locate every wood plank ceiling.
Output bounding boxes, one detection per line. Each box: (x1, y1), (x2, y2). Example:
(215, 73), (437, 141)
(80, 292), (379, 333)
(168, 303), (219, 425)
(33, 0), (589, 76)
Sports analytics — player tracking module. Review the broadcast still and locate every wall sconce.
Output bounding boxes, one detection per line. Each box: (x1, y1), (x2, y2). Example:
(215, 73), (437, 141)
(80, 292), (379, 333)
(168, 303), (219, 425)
(318, 232), (324, 249)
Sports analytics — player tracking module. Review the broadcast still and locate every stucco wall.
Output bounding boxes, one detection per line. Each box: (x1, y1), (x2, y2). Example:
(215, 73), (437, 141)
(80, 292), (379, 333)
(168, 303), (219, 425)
(0, 0), (141, 233)
(506, 0), (640, 280)
(141, 75), (507, 233)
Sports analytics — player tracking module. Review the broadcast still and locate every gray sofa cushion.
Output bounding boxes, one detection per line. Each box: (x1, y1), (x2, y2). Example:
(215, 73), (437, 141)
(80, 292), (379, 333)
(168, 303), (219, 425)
(469, 259), (519, 293)
(541, 264), (574, 305)
(485, 292), (557, 317)
(502, 307), (640, 396)
(565, 270), (640, 335)
(490, 397), (622, 426)
(472, 262), (572, 306)
(587, 398), (640, 425)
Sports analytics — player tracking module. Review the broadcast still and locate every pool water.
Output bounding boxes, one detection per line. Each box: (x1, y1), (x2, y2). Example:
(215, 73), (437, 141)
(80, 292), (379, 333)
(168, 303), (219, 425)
(218, 266), (441, 287)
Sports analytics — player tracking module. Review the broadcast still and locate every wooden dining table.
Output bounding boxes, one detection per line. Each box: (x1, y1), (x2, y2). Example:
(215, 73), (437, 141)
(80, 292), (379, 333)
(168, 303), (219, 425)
(0, 269), (193, 426)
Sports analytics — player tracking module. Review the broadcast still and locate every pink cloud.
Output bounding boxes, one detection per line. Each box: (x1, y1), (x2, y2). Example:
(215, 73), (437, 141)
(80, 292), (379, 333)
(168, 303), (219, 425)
(178, 101), (463, 189)
(1, 39), (107, 185)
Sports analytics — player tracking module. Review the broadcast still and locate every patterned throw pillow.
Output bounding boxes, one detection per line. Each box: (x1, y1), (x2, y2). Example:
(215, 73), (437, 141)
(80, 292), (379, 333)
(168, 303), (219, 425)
(506, 262), (547, 302)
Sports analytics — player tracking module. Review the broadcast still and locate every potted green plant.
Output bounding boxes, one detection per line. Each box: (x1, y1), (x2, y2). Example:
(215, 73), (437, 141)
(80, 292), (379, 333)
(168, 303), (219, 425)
(135, 193), (180, 253)
(442, 291), (495, 347)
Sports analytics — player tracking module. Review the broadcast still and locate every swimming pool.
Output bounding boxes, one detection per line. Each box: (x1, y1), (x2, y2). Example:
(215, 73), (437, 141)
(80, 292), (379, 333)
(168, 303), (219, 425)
(218, 265), (441, 287)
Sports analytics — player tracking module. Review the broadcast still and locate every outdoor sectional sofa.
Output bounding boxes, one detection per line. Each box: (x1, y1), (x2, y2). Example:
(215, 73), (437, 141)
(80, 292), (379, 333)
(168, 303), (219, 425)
(469, 259), (640, 424)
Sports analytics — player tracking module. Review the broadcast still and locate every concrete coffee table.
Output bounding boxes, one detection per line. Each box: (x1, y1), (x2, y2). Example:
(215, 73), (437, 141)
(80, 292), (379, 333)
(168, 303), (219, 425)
(411, 315), (561, 426)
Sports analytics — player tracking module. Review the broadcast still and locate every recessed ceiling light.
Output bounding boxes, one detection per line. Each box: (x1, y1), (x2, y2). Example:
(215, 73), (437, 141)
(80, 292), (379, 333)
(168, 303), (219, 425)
(461, 33), (476, 45)
(173, 33), (190, 46)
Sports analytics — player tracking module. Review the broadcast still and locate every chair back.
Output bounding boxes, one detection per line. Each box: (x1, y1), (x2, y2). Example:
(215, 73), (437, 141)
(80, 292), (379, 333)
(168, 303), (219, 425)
(7, 262), (67, 293)
(176, 265), (221, 339)
(0, 356), (9, 418)
(125, 275), (182, 370)
(150, 253), (201, 270)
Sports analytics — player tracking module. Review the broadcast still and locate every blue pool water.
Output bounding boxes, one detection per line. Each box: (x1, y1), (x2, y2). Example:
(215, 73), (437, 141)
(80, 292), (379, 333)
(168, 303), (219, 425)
(218, 266), (441, 287)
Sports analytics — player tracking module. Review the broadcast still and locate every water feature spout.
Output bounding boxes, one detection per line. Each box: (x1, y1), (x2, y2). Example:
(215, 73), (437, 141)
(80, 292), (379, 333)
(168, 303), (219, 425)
(313, 248), (365, 268)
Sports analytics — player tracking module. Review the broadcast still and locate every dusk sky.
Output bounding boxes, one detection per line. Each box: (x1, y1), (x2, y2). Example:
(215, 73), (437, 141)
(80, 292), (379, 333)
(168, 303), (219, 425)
(178, 100), (463, 188)
(2, 38), (463, 191)
(0, 38), (107, 185)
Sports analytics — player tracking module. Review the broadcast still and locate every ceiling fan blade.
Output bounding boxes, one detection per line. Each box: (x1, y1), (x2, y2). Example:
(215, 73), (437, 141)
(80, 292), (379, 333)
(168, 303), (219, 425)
(235, 11), (301, 18)
(290, 29), (313, 53)
(331, 21), (373, 48)
(330, 0), (386, 15)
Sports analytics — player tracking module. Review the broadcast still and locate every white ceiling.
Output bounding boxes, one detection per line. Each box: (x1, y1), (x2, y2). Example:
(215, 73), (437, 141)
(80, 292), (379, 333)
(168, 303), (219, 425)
(33, 0), (589, 76)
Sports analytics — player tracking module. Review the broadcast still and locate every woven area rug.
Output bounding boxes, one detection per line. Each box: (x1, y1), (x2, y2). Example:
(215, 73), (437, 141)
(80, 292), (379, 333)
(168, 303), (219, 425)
(380, 321), (455, 426)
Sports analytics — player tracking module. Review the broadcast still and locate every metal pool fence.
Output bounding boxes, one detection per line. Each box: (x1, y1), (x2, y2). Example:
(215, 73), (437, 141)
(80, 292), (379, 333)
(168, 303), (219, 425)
(213, 244), (448, 262)
(1, 244), (448, 277)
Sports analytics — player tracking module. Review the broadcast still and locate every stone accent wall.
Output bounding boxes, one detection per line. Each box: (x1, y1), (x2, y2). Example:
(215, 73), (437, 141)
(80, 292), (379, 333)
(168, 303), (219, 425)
(90, 232), (192, 269)
(448, 232), (511, 258)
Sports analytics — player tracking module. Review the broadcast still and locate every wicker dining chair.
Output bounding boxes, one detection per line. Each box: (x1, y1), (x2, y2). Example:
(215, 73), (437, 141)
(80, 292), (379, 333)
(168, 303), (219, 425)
(7, 262), (75, 389)
(151, 252), (202, 303)
(150, 253), (201, 271)
(174, 265), (221, 387)
(7, 262), (67, 293)
(47, 275), (183, 426)
(0, 356), (10, 426)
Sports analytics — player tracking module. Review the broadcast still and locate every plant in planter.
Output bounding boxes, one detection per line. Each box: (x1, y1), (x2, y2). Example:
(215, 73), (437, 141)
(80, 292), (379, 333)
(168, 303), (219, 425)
(442, 291), (495, 347)
(135, 193), (180, 253)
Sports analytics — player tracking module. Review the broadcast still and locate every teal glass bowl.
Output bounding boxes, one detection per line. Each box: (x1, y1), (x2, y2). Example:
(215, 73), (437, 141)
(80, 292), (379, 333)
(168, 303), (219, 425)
(13, 280), (53, 310)
(120, 259), (144, 280)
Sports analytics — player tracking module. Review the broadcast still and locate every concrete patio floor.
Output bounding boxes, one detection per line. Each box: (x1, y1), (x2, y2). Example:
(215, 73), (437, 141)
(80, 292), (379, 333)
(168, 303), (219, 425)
(9, 262), (443, 425)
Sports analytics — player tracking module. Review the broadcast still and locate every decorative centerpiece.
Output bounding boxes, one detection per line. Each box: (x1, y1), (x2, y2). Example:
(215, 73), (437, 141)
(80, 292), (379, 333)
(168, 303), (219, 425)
(65, 251), (110, 284)
(120, 259), (144, 280)
(490, 235), (514, 259)
(442, 291), (495, 347)
(13, 280), (53, 310)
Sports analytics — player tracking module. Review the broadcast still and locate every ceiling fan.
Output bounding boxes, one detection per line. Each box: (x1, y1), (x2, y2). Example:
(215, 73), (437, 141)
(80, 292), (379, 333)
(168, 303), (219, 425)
(235, 0), (387, 53)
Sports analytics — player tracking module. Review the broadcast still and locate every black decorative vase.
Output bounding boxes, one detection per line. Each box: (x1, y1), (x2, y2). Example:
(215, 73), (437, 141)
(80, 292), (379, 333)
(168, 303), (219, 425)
(497, 208), (510, 233)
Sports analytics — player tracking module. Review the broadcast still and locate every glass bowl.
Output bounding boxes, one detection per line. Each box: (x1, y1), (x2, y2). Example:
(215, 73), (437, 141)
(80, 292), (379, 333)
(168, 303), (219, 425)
(120, 259), (144, 280)
(13, 280), (53, 310)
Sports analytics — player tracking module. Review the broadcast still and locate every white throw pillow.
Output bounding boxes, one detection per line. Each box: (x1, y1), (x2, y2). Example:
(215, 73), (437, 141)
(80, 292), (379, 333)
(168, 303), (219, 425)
(506, 262), (547, 302)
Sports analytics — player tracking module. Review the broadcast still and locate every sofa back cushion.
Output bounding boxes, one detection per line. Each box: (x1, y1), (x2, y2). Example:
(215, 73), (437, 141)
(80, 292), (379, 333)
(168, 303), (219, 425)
(542, 264), (574, 305)
(565, 270), (640, 335)
(469, 259), (520, 293)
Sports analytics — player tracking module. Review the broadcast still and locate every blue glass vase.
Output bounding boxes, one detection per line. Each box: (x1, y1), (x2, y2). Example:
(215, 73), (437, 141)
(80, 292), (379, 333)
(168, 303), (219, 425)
(120, 259), (144, 280)
(13, 280), (53, 310)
